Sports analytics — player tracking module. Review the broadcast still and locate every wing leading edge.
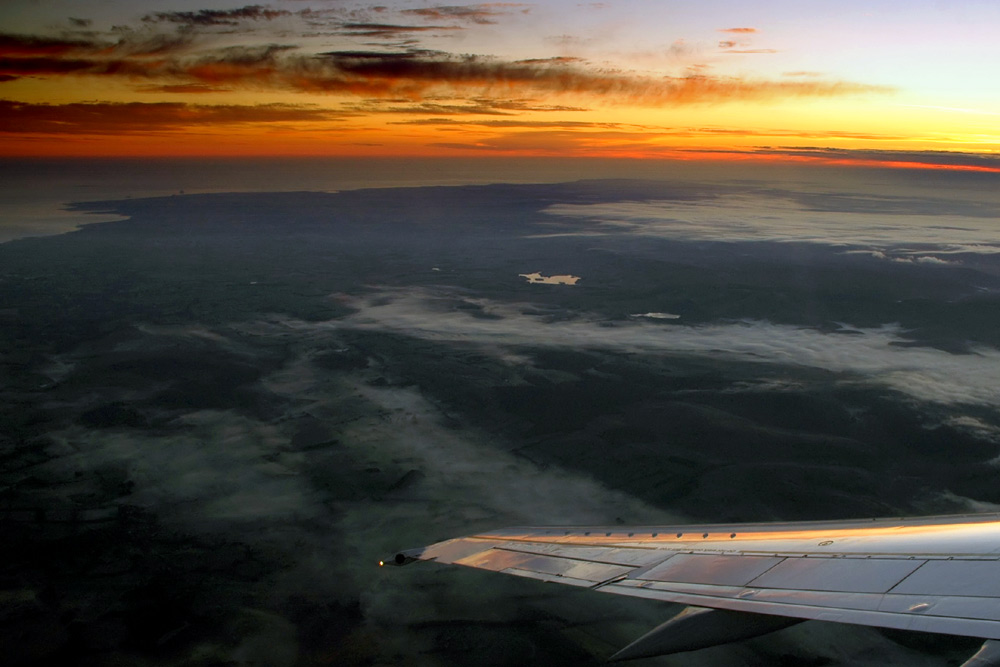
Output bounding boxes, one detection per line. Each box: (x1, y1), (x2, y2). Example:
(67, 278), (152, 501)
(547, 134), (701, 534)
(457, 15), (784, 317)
(387, 513), (1000, 663)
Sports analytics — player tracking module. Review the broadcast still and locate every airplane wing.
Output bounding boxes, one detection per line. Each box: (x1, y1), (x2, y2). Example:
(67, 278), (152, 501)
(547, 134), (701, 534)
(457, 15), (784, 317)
(386, 513), (1000, 664)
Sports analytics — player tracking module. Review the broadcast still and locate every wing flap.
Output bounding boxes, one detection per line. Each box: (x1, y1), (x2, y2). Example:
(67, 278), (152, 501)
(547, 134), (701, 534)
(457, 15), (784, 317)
(502, 568), (614, 588)
(419, 537), (500, 564)
(597, 579), (1000, 639)
(610, 577), (887, 611)
(489, 542), (667, 567)
(745, 556), (924, 593)
(456, 549), (635, 583)
(641, 553), (783, 586)
(418, 536), (656, 586)
(890, 559), (1000, 597)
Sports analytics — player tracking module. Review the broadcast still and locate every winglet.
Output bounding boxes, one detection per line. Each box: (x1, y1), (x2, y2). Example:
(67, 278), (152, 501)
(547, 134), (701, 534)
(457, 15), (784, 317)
(380, 547), (425, 567)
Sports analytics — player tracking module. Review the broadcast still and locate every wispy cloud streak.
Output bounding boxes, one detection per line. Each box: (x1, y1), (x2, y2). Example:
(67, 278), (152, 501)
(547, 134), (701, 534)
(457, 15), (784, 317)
(142, 5), (292, 26)
(0, 29), (889, 106)
(400, 4), (531, 24)
(0, 100), (345, 134)
(336, 23), (460, 38)
(750, 147), (1000, 172)
(543, 191), (1000, 248)
(330, 288), (1000, 409)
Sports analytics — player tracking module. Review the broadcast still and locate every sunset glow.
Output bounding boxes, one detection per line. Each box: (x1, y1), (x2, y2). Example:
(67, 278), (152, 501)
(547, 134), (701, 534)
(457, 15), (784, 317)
(2, 1), (999, 170)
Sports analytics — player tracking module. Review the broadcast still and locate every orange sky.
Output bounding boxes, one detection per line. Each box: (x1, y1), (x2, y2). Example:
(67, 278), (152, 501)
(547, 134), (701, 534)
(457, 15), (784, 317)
(2, 1), (999, 171)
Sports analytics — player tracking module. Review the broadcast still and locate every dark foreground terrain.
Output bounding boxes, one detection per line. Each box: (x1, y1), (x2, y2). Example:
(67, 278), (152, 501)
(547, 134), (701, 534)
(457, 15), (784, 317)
(2, 179), (1000, 665)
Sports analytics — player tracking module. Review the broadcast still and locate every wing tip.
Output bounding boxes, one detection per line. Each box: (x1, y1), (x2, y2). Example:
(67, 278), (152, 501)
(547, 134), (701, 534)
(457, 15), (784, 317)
(381, 547), (425, 567)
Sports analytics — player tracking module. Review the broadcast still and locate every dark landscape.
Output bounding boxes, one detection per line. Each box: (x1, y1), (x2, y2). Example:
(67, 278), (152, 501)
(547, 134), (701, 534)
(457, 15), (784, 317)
(3, 177), (1000, 665)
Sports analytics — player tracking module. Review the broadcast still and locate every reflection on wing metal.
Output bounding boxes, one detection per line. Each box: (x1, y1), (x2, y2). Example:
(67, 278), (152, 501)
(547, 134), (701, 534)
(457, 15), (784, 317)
(387, 513), (1000, 662)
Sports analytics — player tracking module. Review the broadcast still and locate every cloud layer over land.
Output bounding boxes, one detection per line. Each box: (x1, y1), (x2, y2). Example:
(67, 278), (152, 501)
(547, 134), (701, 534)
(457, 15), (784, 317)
(333, 287), (1000, 410)
(543, 192), (1000, 251)
(3, 176), (1000, 665)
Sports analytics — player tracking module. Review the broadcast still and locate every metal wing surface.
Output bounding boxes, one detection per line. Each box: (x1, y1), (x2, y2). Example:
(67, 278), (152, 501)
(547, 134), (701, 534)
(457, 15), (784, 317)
(391, 513), (1000, 647)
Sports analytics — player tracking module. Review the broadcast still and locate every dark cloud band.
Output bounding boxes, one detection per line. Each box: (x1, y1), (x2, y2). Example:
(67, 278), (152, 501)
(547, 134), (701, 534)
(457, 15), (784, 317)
(0, 100), (345, 134)
(142, 5), (292, 26)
